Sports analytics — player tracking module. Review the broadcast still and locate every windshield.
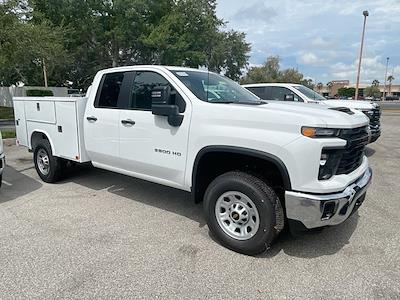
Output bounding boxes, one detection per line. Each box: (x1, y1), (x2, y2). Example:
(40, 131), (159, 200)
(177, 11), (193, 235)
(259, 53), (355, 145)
(293, 85), (326, 101)
(171, 70), (261, 103)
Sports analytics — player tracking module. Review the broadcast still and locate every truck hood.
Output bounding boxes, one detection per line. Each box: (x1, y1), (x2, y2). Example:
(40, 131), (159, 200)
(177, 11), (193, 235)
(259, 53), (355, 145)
(261, 101), (369, 128)
(320, 99), (377, 110)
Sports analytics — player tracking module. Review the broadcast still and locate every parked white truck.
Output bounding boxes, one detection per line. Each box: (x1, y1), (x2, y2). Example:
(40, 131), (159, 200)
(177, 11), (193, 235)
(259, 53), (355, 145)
(243, 83), (381, 143)
(0, 132), (4, 187)
(14, 66), (372, 255)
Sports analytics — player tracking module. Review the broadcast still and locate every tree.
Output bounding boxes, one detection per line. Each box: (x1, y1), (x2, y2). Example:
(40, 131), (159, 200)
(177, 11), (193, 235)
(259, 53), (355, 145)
(337, 87), (355, 98)
(208, 31), (251, 81)
(387, 75), (394, 94)
(241, 55), (313, 86)
(316, 82), (323, 91)
(30, 0), (251, 88)
(372, 79), (380, 87)
(365, 85), (381, 98)
(0, 0), (69, 86)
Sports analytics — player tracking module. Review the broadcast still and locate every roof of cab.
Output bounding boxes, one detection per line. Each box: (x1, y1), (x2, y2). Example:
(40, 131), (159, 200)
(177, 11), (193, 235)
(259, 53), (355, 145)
(99, 65), (209, 74)
(242, 83), (302, 87)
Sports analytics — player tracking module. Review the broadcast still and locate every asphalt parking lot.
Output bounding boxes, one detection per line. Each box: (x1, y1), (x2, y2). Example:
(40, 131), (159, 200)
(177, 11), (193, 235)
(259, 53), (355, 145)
(1, 114), (399, 299)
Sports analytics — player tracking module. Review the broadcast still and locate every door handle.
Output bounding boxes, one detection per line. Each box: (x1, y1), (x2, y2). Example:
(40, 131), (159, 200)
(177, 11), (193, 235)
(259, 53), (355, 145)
(121, 119), (135, 126)
(86, 116), (98, 122)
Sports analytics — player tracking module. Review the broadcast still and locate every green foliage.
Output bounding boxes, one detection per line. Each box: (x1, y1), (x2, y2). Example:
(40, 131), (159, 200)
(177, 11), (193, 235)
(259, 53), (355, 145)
(0, 106), (14, 119)
(1, 130), (16, 139)
(21, 0), (250, 88)
(337, 87), (355, 97)
(241, 56), (313, 87)
(0, 0), (69, 86)
(26, 89), (54, 96)
(365, 85), (381, 98)
(208, 31), (251, 81)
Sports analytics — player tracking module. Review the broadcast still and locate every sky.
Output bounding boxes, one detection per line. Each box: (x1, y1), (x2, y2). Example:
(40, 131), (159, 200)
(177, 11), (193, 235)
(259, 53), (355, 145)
(216, 0), (400, 84)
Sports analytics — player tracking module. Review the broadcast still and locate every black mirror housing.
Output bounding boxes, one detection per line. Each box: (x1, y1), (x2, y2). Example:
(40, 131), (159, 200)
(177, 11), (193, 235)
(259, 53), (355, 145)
(151, 86), (171, 105)
(151, 86), (183, 127)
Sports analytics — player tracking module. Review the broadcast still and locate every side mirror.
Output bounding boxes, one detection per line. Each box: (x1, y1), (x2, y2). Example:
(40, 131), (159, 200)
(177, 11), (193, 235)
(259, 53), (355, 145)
(284, 94), (295, 101)
(151, 86), (171, 105)
(151, 86), (184, 127)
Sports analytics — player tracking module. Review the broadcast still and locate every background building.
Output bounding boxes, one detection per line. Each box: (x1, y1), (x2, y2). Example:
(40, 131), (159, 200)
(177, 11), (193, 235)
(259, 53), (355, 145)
(315, 81), (400, 98)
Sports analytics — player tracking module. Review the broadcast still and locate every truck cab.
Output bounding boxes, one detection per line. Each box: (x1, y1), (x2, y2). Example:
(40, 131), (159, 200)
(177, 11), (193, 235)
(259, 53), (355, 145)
(14, 66), (372, 255)
(243, 83), (381, 143)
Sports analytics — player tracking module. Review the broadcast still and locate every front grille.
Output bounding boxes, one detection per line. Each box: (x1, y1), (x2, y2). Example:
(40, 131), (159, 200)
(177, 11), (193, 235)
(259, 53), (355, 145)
(336, 126), (369, 175)
(363, 108), (381, 128)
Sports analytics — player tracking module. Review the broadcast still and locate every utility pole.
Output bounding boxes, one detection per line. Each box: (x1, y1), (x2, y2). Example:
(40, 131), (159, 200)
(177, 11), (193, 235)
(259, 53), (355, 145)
(355, 10), (369, 100)
(383, 57), (389, 101)
(42, 58), (48, 88)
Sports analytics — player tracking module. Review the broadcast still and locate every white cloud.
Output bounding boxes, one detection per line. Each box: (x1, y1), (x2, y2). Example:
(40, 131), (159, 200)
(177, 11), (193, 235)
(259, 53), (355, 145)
(298, 52), (324, 66)
(217, 0), (400, 83)
(310, 37), (332, 48)
(330, 56), (400, 84)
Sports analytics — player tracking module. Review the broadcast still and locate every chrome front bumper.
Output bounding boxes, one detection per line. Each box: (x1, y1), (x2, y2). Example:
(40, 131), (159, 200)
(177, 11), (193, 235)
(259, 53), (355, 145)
(285, 168), (372, 229)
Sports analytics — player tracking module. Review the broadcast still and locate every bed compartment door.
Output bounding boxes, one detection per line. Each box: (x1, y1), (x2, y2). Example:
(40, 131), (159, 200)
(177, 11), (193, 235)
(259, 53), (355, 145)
(54, 101), (80, 160)
(14, 101), (28, 147)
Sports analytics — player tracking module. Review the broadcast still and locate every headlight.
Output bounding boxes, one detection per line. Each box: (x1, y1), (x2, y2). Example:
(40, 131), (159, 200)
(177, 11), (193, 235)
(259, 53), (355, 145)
(301, 127), (340, 138)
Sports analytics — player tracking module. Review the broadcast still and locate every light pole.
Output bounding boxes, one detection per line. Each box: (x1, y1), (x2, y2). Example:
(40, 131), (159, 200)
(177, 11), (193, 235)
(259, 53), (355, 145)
(383, 57), (389, 101)
(355, 10), (369, 100)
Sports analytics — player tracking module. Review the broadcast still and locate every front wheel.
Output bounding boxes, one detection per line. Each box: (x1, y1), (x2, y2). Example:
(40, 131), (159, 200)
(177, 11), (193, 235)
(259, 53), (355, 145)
(33, 140), (62, 183)
(204, 171), (284, 255)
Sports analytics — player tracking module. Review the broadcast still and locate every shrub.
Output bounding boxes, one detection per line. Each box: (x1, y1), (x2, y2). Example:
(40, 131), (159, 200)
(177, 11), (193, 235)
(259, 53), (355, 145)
(26, 89), (54, 97)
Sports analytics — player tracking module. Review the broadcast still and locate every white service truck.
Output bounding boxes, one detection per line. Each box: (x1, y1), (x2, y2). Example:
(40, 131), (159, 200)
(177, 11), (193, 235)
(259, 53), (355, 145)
(243, 83), (381, 143)
(14, 66), (372, 255)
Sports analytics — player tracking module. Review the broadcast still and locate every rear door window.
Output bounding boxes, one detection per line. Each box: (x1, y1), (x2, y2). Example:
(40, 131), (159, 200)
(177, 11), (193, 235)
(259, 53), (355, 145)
(247, 87), (267, 99)
(95, 72), (125, 108)
(269, 87), (302, 101)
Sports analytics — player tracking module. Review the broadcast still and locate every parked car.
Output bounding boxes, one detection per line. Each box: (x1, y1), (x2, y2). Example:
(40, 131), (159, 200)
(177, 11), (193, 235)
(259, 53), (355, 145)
(243, 83), (381, 143)
(385, 95), (400, 101)
(0, 132), (4, 188)
(14, 66), (372, 255)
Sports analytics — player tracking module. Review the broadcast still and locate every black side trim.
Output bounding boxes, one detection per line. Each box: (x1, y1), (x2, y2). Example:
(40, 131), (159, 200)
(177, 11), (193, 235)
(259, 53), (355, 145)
(192, 145), (292, 194)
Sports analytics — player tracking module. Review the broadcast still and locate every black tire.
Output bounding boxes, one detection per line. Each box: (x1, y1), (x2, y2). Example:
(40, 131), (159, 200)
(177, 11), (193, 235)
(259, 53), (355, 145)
(204, 171), (284, 255)
(33, 140), (62, 183)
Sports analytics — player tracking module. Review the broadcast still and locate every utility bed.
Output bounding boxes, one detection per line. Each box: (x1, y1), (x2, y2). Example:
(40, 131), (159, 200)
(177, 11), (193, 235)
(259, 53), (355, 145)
(13, 97), (90, 163)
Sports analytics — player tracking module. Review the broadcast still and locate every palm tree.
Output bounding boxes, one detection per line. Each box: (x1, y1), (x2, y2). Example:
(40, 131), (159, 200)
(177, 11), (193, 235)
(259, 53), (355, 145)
(372, 79), (380, 87)
(326, 81), (333, 97)
(387, 75), (395, 94)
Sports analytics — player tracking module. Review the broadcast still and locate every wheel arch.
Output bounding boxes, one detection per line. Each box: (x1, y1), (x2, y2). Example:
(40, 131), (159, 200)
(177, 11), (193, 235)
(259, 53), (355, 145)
(191, 146), (292, 203)
(30, 130), (55, 154)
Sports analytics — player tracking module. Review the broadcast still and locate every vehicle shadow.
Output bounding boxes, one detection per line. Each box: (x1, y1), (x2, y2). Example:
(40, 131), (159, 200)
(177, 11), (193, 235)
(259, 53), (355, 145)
(365, 146), (375, 157)
(0, 165), (42, 203)
(59, 165), (206, 226)
(61, 165), (359, 258)
(260, 213), (359, 258)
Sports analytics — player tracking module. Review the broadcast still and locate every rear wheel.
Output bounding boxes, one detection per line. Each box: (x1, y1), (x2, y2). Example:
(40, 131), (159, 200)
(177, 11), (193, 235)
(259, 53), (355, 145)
(33, 140), (62, 183)
(204, 171), (284, 255)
